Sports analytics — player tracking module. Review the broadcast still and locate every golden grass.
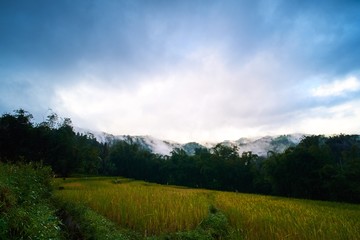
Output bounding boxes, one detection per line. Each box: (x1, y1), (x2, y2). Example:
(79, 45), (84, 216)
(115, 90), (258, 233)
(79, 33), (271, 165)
(54, 178), (210, 236)
(53, 177), (360, 239)
(215, 192), (360, 239)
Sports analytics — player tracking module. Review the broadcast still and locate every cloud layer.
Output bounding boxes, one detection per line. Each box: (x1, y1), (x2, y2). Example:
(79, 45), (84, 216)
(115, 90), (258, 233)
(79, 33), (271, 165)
(1, 0), (360, 142)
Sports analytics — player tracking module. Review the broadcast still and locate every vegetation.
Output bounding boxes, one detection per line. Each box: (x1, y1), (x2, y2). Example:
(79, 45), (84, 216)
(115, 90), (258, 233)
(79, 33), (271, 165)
(1, 162), (359, 239)
(53, 197), (140, 240)
(54, 177), (360, 239)
(0, 109), (106, 177)
(1, 108), (360, 239)
(53, 177), (210, 236)
(0, 162), (62, 239)
(216, 192), (360, 239)
(1, 109), (360, 204)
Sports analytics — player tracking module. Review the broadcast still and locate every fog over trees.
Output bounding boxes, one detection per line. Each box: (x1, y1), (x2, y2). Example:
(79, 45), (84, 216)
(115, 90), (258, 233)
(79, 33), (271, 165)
(1, 109), (359, 203)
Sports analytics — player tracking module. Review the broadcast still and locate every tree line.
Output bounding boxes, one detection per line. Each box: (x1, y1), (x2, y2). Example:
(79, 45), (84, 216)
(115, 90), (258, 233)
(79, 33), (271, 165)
(1, 109), (359, 203)
(0, 109), (105, 176)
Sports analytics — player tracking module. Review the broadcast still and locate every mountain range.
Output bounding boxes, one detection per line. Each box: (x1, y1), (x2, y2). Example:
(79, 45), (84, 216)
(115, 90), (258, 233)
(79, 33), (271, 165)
(76, 128), (305, 157)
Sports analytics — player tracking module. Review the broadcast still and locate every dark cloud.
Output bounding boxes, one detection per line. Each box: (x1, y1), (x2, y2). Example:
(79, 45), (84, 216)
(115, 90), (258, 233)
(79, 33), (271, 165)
(1, 0), (360, 140)
(2, 0), (359, 75)
(0, 1), (92, 68)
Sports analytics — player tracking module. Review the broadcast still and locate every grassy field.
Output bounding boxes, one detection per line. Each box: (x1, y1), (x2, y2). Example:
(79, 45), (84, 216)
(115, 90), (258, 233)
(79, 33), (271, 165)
(53, 177), (360, 239)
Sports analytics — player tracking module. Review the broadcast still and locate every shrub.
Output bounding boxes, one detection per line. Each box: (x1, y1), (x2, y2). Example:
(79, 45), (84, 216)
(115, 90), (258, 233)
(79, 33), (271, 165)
(0, 162), (63, 239)
(198, 209), (230, 239)
(151, 207), (232, 240)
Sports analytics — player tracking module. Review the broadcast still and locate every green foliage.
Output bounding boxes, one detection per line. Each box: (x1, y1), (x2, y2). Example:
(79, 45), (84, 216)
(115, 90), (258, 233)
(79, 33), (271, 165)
(153, 210), (231, 240)
(6, 204), (62, 239)
(0, 163), (63, 239)
(199, 210), (230, 239)
(265, 135), (360, 202)
(0, 109), (107, 176)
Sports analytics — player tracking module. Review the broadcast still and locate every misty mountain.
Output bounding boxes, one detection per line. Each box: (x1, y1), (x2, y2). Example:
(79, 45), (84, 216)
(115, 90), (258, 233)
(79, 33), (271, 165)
(75, 128), (305, 157)
(215, 134), (305, 157)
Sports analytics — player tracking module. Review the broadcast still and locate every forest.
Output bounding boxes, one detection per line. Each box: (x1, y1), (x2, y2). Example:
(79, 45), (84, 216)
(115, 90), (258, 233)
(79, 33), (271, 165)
(1, 109), (359, 203)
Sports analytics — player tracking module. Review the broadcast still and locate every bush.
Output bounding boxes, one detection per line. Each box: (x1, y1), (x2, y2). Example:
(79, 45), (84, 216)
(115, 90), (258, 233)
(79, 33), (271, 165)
(0, 162), (63, 239)
(6, 204), (62, 239)
(151, 206), (232, 240)
(198, 209), (230, 239)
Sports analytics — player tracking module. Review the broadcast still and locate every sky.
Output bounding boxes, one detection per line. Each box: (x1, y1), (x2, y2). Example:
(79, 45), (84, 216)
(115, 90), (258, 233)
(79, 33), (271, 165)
(1, 0), (360, 143)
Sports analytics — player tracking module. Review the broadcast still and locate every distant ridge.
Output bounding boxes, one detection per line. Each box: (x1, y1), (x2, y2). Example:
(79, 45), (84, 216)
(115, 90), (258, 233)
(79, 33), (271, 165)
(75, 127), (305, 157)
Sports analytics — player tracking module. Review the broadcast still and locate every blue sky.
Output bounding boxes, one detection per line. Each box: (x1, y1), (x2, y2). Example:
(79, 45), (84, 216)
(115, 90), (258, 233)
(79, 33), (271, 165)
(1, 0), (360, 143)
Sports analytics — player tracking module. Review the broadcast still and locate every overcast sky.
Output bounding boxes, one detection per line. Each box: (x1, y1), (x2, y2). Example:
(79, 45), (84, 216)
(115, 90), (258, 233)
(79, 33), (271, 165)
(1, 0), (360, 143)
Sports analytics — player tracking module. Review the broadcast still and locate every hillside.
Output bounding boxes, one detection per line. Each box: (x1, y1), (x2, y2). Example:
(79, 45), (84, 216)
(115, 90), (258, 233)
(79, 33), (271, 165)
(53, 176), (360, 239)
(75, 127), (305, 156)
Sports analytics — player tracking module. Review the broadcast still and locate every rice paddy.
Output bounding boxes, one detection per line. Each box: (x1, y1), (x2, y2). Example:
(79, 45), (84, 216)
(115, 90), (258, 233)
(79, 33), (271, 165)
(53, 177), (360, 239)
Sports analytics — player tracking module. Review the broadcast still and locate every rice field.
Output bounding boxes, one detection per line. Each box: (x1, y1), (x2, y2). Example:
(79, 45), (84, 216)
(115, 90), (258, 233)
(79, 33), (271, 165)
(216, 192), (360, 239)
(53, 177), (360, 239)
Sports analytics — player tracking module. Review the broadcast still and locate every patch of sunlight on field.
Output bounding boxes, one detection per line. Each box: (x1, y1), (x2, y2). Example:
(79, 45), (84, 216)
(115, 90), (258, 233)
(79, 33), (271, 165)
(53, 177), (210, 236)
(53, 177), (360, 239)
(215, 192), (360, 240)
